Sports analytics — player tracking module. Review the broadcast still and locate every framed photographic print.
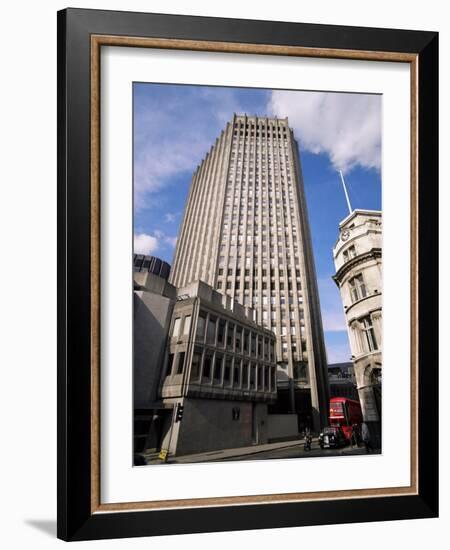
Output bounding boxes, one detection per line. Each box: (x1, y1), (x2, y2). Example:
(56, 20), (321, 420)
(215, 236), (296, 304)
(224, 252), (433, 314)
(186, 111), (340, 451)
(57, 8), (438, 541)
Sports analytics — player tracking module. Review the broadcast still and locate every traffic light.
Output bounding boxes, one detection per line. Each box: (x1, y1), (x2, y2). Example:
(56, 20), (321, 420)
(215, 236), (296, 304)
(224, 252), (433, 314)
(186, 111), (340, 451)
(175, 403), (184, 422)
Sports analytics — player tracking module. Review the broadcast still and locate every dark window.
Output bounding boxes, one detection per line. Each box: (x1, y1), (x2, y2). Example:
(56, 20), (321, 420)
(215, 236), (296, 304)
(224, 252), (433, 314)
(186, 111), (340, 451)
(257, 365), (263, 389)
(206, 315), (217, 344)
(191, 349), (202, 380)
(203, 352), (213, 380)
(242, 363), (249, 388)
(251, 333), (256, 355)
(243, 329), (249, 353)
(217, 319), (226, 346)
(250, 364), (256, 389)
(224, 356), (232, 384)
(235, 326), (243, 353)
(166, 353), (175, 376)
(234, 361), (241, 387)
(176, 352), (185, 374)
(196, 312), (207, 341)
(227, 323), (235, 349)
(214, 354), (223, 383)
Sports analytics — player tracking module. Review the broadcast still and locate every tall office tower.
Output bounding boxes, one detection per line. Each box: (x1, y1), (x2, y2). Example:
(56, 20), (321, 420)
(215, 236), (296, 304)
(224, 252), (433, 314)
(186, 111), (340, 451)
(170, 114), (329, 430)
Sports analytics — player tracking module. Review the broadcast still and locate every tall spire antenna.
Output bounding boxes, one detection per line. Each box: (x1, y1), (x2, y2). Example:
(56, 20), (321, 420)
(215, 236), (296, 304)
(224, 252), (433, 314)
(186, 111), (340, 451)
(339, 170), (353, 215)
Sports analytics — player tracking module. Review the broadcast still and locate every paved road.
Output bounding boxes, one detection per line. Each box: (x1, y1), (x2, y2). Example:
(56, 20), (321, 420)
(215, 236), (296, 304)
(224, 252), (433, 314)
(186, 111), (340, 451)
(216, 443), (375, 462)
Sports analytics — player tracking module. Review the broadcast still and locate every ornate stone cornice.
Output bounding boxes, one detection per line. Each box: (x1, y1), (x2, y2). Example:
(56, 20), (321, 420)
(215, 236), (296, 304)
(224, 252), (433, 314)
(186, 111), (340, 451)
(333, 248), (382, 285)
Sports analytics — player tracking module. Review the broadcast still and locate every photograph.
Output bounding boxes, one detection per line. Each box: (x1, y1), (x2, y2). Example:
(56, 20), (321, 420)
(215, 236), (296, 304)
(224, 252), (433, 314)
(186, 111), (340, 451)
(132, 83), (383, 465)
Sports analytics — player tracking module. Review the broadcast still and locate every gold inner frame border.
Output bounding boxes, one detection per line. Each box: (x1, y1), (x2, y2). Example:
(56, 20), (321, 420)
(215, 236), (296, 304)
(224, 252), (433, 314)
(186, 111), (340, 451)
(90, 35), (419, 514)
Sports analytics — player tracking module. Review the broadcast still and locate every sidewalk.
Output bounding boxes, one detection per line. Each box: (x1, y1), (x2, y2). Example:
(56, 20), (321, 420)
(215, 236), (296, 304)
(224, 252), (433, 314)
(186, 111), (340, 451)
(144, 438), (307, 464)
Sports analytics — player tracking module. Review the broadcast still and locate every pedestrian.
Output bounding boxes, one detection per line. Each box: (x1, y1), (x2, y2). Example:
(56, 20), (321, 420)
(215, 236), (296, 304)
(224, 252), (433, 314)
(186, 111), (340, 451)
(304, 427), (312, 452)
(361, 422), (371, 453)
(350, 424), (357, 447)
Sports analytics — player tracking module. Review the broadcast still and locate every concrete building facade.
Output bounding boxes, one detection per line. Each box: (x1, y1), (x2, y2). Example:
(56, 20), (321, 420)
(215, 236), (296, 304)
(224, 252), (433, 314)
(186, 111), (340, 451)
(133, 270), (176, 453)
(170, 114), (329, 431)
(134, 254), (171, 279)
(160, 280), (277, 456)
(332, 209), (382, 446)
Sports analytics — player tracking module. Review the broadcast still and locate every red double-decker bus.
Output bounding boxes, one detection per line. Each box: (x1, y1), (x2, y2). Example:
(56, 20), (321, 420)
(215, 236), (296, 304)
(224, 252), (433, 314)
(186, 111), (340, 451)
(329, 397), (363, 442)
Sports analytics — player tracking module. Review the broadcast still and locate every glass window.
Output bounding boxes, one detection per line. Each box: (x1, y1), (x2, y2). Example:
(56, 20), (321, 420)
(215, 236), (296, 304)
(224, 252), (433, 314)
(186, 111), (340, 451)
(176, 352), (185, 374)
(217, 319), (226, 346)
(183, 315), (191, 336)
(213, 354), (223, 383)
(243, 329), (249, 353)
(265, 366), (270, 390)
(235, 326), (243, 353)
(349, 273), (367, 302)
(250, 363), (256, 389)
(264, 338), (269, 360)
(251, 333), (256, 355)
(224, 356), (232, 384)
(242, 362), (249, 388)
(257, 365), (263, 390)
(361, 316), (378, 351)
(234, 360), (241, 387)
(172, 318), (181, 337)
(196, 312), (207, 341)
(190, 348), (202, 380)
(206, 315), (217, 344)
(202, 351), (213, 380)
(227, 323), (235, 349)
(166, 353), (175, 376)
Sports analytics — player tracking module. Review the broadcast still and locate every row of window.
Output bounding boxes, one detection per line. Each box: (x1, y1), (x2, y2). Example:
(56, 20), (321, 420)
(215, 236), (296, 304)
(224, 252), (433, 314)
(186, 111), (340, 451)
(226, 181), (294, 191)
(220, 244), (300, 255)
(196, 350), (276, 391)
(195, 311), (275, 360)
(218, 254), (298, 266)
(217, 280), (300, 291)
(218, 267), (301, 278)
(167, 347), (277, 392)
(222, 230), (298, 240)
(221, 220), (297, 233)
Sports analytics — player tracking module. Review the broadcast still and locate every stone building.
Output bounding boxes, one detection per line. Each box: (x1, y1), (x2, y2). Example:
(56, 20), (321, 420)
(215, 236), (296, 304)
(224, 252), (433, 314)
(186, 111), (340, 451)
(159, 280), (277, 456)
(169, 114), (329, 431)
(332, 209), (382, 446)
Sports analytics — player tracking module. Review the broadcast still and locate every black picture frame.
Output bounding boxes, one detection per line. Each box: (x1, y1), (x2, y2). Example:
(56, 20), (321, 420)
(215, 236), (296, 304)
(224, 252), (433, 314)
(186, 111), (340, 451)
(57, 7), (438, 541)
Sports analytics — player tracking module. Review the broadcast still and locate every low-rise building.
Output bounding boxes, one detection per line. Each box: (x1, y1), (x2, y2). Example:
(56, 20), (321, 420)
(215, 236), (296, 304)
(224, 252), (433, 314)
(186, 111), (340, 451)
(160, 280), (277, 456)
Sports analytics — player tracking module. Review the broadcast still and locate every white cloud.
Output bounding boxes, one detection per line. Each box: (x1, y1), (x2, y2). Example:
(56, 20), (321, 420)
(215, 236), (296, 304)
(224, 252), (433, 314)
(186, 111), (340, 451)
(164, 212), (177, 223)
(154, 230), (177, 248)
(134, 233), (159, 255)
(269, 91), (381, 173)
(134, 87), (251, 209)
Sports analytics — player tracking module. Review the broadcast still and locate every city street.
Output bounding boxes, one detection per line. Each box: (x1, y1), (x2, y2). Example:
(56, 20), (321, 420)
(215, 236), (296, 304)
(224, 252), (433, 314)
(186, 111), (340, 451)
(221, 441), (373, 461)
(143, 438), (378, 465)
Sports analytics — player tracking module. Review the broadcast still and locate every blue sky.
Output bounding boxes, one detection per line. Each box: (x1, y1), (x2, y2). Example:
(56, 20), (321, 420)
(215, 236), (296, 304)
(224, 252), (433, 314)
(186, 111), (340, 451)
(133, 83), (381, 364)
